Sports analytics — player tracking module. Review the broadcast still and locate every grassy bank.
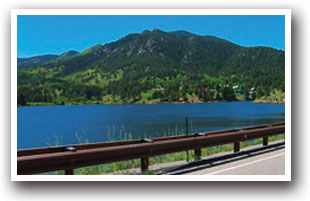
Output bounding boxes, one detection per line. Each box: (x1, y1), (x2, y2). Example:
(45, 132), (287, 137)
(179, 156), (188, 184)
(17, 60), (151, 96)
(254, 89), (285, 104)
(22, 95), (252, 107)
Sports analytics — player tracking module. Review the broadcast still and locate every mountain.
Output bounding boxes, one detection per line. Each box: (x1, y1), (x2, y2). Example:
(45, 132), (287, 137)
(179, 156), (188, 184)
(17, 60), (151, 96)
(17, 54), (59, 70)
(17, 29), (285, 106)
(57, 50), (79, 60)
(169, 30), (197, 37)
(17, 50), (79, 70)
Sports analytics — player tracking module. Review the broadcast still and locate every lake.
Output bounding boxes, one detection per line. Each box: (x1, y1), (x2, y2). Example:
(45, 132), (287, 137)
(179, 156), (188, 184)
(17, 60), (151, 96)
(17, 102), (285, 149)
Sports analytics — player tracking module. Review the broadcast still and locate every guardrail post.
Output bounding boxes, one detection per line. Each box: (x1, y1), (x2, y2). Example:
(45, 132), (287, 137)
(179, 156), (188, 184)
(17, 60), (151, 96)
(65, 169), (74, 175)
(263, 137), (268, 146)
(194, 149), (201, 160)
(186, 116), (189, 162)
(234, 141), (240, 152)
(141, 157), (149, 172)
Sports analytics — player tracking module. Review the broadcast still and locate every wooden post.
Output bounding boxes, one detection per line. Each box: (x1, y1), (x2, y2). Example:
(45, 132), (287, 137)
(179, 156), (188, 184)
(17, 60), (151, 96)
(141, 157), (149, 172)
(234, 141), (240, 152)
(65, 169), (74, 175)
(186, 117), (189, 162)
(263, 137), (268, 146)
(194, 149), (201, 160)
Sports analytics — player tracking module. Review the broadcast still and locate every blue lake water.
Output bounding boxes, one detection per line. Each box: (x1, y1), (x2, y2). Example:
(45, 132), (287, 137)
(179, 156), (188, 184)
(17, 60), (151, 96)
(17, 102), (285, 149)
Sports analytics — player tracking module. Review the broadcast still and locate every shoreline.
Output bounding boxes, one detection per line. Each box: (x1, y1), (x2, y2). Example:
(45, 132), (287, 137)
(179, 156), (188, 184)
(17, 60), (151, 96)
(253, 99), (285, 104)
(18, 101), (233, 107)
(18, 99), (285, 107)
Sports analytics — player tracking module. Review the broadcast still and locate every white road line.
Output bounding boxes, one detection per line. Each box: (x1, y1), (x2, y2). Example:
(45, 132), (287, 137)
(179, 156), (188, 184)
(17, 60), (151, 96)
(208, 152), (285, 175)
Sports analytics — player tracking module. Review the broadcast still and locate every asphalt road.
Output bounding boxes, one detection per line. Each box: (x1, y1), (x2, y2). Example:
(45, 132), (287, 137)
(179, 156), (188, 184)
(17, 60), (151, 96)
(185, 148), (285, 175)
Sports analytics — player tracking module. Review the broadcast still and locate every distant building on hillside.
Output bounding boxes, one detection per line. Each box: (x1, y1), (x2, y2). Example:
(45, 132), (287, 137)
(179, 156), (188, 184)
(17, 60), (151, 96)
(232, 85), (239, 89)
(237, 89), (244, 94)
(151, 86), (165, 91)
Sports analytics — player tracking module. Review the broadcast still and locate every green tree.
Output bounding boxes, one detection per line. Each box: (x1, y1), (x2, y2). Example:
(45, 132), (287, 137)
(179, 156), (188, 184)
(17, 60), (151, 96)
(18, 94), (27, 106)
(251, 92), (257, 100)
(244, 88), (250, 101)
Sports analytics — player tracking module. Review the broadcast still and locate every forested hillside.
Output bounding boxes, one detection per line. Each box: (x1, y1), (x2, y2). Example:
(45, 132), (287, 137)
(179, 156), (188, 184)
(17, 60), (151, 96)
(17, 29), (285, 106)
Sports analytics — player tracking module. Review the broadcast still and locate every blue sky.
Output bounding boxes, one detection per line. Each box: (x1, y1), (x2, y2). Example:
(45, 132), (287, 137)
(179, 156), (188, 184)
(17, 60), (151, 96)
(17, 15), (285, 58)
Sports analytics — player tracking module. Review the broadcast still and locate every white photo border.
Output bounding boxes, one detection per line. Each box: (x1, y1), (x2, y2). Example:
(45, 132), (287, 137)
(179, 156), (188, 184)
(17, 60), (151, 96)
(11, 9), (291, 181)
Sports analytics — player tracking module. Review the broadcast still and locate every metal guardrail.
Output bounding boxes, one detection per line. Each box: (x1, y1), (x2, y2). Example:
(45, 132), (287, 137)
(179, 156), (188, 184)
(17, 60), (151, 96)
(17, 123), (285, 175)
